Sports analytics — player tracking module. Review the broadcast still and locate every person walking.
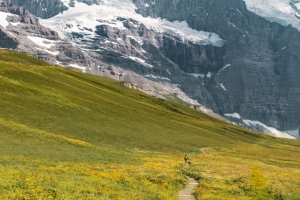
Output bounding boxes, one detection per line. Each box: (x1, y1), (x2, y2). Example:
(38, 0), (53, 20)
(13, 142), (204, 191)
(184, 155), (190, 165)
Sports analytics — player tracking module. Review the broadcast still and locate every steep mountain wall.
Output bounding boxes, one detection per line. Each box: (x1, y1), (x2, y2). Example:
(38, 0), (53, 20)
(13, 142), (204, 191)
(134, 0), (300, 130)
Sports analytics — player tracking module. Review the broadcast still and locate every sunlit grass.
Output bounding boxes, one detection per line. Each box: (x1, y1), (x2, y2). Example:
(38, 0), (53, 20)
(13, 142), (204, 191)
(186, 148), (300, 200)
(0, 155), (186, 200)
(0, 49), (300, 199)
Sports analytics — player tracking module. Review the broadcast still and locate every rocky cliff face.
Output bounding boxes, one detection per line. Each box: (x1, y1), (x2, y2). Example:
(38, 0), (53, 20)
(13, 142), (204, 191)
(10, 0), (67, 18)
(0, 4), (88, 65)
(10, 0), (104, 18)
(4, 0), (300, 136)
(133, 0), (300, 131)
(85, 18), (222, 110)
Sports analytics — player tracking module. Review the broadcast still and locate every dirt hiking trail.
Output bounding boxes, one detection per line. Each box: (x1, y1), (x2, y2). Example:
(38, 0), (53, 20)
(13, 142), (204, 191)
(178, 147), (211, 200)
(200, 147), (211, 154)
(178, 177), (198, 200)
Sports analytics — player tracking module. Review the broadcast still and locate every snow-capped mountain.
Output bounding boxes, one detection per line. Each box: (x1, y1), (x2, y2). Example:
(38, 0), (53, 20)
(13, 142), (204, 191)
(0, 0), (220, 120)
(2, 0), (300, 139)
(40, 0), (224, 47)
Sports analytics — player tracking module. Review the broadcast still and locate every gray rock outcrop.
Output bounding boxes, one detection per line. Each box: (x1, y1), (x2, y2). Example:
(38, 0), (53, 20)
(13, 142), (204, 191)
(10, 0), (67, 18)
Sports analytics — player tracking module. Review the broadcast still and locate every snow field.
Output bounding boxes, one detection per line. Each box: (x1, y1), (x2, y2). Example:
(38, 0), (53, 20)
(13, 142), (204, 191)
(0, 12), (17, 29)
(244, 0), (300, 30)
(40, 0), (224, 47)
(27, 36), (57, 48)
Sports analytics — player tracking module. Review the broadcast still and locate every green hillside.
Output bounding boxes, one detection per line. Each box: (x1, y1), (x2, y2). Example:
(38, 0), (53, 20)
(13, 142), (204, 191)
(0, 49), (300, 199)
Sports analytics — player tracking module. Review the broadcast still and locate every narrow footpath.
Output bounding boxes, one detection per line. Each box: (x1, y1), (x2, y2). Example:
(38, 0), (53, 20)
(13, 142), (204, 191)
(178, 177), (198, 200)
(178, 147), (210, 200)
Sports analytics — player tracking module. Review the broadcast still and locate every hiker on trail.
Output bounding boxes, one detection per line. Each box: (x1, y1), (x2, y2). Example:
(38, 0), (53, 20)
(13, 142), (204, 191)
(184, 155), (189, 165)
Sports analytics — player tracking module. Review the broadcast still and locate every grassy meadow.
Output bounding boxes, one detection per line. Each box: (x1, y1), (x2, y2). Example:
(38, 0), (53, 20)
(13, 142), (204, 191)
(0, 49), (300, 199)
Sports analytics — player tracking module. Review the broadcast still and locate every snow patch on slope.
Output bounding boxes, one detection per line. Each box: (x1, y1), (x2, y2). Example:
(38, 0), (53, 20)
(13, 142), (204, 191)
(0, 12), (17, 29)
(44, 49), (60, 55)
(220, 83), (226, 91)
(69, 63), (86, 72)
(27, 36), (56, 48)
(224, 113), (241, 119)
(128, 56), (153, 67)
(10, 22), (21, 26)
(40, 0), (224, 46)
(225, 113), (295, 139)
(243, 119), (295, 139)
(188, 73), (206, 78)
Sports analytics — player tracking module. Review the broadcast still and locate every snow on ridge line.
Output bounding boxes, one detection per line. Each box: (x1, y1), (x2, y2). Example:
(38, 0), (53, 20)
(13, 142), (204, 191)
(39, 1), (224, 47)
(161, 20), (224, 46)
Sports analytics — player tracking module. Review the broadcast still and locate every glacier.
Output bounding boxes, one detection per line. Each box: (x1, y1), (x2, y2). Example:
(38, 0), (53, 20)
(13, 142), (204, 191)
(39, 0), (224, 47)
(244, 0), (300, 30)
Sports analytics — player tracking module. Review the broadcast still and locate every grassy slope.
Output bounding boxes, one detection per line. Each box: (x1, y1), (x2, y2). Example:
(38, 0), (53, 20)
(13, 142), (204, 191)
(0, 49), (300, 199)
